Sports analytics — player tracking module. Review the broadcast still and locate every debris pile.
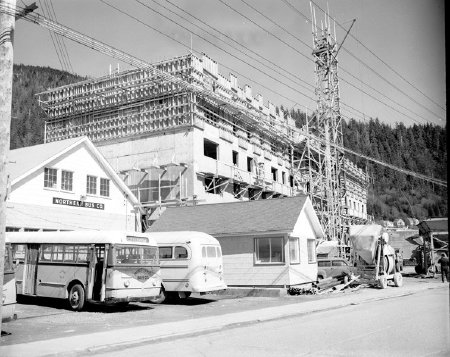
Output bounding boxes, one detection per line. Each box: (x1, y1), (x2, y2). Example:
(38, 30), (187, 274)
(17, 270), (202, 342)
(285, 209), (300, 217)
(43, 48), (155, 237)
(314, 274), (360, 295)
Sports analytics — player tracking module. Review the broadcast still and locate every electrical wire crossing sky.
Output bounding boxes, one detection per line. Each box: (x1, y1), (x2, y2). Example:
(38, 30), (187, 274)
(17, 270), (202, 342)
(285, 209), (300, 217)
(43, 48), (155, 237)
(12, 0), (446, 127)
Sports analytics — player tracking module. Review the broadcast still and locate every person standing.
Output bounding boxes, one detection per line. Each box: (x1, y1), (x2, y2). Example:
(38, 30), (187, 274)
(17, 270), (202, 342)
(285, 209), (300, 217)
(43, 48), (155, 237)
(437, 253), (449, 283)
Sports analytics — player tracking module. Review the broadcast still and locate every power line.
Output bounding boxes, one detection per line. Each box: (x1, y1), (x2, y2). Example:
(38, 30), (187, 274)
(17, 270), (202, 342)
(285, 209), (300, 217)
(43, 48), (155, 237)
(307, 0), (446, 114)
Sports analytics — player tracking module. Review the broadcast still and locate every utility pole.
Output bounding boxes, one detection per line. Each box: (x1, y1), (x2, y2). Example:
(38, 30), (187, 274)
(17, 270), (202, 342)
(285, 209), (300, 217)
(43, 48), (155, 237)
(0, 0), (16, 334)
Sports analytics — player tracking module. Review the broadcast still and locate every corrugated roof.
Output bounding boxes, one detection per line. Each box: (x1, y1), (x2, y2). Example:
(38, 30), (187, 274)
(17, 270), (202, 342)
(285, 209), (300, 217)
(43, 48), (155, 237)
(7, 137), (84, 182)
(148, 195), (308, 236)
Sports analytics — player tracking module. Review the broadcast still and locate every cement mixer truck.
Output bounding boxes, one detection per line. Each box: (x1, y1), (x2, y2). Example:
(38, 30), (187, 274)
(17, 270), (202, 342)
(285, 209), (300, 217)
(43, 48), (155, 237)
(349, 224), (403, 289)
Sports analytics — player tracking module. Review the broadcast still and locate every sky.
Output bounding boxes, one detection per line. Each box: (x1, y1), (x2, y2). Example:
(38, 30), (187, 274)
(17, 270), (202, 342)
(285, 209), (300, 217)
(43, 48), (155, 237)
(12, 0), (446, 127)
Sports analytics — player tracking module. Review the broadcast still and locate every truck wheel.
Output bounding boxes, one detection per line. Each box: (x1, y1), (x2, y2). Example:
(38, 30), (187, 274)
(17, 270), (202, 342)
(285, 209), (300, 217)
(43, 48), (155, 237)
(68, 284), (85, 311)
(379, 276), (388, 289)
(393, 273), (403, 287)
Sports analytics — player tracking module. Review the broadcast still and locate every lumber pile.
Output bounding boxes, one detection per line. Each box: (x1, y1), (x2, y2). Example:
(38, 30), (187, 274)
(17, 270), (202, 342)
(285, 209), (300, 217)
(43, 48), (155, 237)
(315, 274), (360, 295)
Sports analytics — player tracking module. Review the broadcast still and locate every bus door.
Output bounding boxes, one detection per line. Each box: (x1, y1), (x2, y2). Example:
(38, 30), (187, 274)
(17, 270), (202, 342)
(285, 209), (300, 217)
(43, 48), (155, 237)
(92, 245), (106, 301)
(87, 245), (97, 300)
(24, 244), (39, 295)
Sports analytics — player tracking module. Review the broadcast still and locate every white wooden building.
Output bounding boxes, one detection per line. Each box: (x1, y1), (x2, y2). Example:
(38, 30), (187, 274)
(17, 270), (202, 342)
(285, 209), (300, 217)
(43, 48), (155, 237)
(148, 195), (324, 288)
(6, 137), (142, 232)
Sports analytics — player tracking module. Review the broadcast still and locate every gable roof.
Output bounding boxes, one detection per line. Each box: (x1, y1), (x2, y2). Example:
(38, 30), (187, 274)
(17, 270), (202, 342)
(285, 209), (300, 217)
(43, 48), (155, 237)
(7, 136), (142, 210)
(149, 195), (320, 236)
(8, 137), (82, 182)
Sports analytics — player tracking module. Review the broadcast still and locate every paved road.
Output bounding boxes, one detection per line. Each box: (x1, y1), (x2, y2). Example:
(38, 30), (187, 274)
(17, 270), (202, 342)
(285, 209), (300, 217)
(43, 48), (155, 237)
(93, 288), (449, 357)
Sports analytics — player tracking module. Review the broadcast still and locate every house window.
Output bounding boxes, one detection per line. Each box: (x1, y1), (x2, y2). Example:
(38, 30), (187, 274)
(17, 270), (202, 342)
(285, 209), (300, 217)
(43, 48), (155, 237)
(307, 239), (316, 263)
(247, 157), (253, 172)
(255, 237), (284, 264)
(281, 172), (286, 184)
(44, 167), (57, 188)
(100, 178), (110, 197)
(271, 167), (278, 181)
(232, 150), (239, 166)
(289, 238), (300, 264)
(204, 139), (218, 160)
(289, 175), (294, 188)
(61, 170), (73, 191)
(86, 175), (97, 195)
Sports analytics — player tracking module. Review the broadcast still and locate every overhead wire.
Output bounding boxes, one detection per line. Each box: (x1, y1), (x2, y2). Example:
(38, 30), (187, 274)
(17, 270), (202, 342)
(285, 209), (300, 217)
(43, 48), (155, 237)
(236, 0), (443, 124)
(3, 2), (445, 188)
(293, 0), (445, 119)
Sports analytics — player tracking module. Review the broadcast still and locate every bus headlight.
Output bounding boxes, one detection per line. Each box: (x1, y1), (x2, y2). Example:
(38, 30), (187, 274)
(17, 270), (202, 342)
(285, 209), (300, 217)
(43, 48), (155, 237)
(124, 280), (130, 288)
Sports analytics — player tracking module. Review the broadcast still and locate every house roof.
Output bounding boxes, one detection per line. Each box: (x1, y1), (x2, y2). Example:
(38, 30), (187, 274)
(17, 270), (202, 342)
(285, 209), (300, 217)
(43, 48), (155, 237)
(8, 137), (82, 182)
(148, 195), (315, 236)
(7, 136), (142, 210)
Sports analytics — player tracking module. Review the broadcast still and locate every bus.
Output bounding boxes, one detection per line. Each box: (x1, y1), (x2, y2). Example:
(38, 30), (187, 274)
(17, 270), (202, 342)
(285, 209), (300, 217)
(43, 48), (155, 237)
(2, 238), (17, 322)
(149, 231), (227, 303)
(7, 231), (161, 311)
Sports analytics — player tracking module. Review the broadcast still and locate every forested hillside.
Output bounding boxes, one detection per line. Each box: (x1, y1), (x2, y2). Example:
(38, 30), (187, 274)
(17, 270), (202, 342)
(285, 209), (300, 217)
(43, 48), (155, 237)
(11, 65), (447, 221)
(10, 64), (84, 149)
(290, 109), (447, 221)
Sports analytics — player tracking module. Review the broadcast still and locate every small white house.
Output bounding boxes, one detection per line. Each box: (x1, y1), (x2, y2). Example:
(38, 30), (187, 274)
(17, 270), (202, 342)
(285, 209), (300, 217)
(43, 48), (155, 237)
(6, 137), (142, 232)
(148, 195), (325, 288)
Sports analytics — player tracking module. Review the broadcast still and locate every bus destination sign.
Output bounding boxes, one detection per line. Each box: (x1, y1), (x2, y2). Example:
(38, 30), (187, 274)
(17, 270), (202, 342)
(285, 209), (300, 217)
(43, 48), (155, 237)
(53, 197), (105, 210)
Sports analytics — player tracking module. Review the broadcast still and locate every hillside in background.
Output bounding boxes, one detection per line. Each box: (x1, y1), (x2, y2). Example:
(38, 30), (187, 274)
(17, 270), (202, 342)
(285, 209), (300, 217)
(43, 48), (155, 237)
(11, 65), (447, 221)
(10, 64), (84, 149)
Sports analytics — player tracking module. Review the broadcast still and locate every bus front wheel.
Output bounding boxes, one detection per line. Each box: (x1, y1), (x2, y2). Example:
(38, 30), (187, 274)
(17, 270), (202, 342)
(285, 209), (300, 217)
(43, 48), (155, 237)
(68, 284), (86, 311)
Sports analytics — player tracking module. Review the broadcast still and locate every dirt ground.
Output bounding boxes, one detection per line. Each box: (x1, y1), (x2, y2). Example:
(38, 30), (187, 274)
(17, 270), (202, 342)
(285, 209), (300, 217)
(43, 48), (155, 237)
(1, 267), (443, 346)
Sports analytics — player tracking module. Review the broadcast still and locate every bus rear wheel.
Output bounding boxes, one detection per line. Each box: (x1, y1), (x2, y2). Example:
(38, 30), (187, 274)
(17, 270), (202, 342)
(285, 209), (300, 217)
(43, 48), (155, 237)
(68, 284), (86, 311)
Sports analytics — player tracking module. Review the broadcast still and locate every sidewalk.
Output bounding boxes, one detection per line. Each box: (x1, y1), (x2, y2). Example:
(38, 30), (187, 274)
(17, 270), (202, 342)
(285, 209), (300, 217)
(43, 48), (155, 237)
(1, 280), (446, 357)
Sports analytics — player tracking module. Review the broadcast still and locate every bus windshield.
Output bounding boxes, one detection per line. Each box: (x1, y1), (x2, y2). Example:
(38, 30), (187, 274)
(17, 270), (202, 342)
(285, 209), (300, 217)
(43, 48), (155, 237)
(113, 245), (159, 265)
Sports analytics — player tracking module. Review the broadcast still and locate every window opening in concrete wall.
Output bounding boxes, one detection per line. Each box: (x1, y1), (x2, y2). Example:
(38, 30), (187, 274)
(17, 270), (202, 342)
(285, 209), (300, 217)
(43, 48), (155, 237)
(255, 237), (284, 264)
(282, 172), (286, 185)
(271, 167), (278, 181)
(204, 139), (218, 160)
(232, 150), (239, 165)
(289, 175), (294, 188)
(61, 170), (73, 191)
(247, 157), (253, 172)
(44, 167), (57, 188)
(233, 183), (242, 198)
(289, 238), (300, 264)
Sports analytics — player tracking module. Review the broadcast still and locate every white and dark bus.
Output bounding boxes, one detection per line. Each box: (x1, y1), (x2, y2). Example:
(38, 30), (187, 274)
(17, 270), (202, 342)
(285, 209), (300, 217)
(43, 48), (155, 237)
(149, 231), (227, 303)
(7, 231), (161, 310)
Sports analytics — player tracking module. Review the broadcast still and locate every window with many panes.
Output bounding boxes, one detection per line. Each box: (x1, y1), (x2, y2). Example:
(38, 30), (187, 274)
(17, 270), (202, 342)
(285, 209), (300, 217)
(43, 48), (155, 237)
(307, 239), (316, 263)
(255, 237), (284, 264)
(86, 175), (97, 195)
(44, 167), (57, 188)
(100, 178), (110, 197)
(61, 170), (73, 191)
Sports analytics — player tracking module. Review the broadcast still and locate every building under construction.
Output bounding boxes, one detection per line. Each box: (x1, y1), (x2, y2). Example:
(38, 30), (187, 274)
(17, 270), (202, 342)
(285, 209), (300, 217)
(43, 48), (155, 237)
(37, 25), (369, 241)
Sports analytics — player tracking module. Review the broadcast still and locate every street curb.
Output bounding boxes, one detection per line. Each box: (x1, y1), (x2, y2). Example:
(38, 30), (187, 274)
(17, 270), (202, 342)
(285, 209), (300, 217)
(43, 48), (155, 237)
(1, 283), (447, 357)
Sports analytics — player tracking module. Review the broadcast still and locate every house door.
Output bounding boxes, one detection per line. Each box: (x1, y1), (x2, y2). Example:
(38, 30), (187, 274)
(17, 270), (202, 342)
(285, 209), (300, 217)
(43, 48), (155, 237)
(24, 244), (39, 295)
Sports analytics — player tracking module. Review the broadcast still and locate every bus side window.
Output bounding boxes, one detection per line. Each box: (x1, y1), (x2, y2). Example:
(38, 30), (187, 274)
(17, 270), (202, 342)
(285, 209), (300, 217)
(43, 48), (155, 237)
(41, 245), (52, 261)
(77, 246), (89, 263)
(52, 245), (64, 262)
(207, 246), (216, 258)
(64, 245), (76, 262)
(159, 247), (173, 259)
(13, 244), (26, 262)
(174, 246), (188, 259)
